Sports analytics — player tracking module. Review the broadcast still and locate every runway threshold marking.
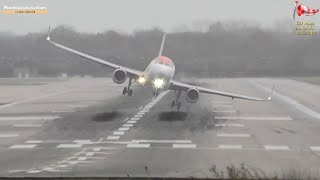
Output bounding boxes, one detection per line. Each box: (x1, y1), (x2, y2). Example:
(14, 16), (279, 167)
(217, 133), (250, 138)
(130, 117), (140, 120)
(113, 131), (125, 135)
(215, 116), (292, 121)
(123, 124), (133, 127)
(213, 110), (236, 113)
(127, 120), (137, 124)
(25, 140), (43, 143)
(118, 127), (129, 131)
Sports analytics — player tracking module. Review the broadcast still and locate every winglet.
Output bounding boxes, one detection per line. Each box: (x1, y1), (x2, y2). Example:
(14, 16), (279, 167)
(158, 33), (166, 58)
(46, 26), (51, 41)
(267, 85), (275, 101)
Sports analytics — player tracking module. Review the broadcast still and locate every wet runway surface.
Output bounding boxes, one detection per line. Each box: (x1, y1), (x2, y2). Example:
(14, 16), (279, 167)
(0, 77), (320, 178)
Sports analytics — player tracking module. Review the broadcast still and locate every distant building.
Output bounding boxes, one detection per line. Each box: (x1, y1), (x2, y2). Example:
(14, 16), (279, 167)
(13, 60), (38, 78)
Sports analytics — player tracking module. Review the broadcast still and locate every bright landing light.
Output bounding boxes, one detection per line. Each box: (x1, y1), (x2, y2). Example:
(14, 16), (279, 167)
(138, 76), (146, 84)
(153, 78), (165, 88)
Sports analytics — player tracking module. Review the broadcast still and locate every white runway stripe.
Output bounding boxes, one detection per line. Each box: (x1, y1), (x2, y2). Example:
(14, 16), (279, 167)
(13, 124), (42, 127)
(134, 114), (143, 118)
(0, 116), (60, 121)
(123, 124), (133, 127)
(107, 136), (120, 140)
(212, 101), (232, 104)
(215, 116), (292, 121)
(264, 145), (290, 150)
(213, 110), (236, 113)
(212, 105), (233, 108)
(130, 117), (140, 120)
(51, 110), (74, 113)
(218, 145), (243, 149)
(10, 144), (37, 149)
(113, 131), (125, 135)
(74, 140), (92, 144)
(27, 170), (42, 174)
(127, 120), (137, 124)
(217, 133), (250, 138)
(215, 123), (244, 127)
(25, 140), (42, 144)
(0, 134), (19, 138)
(118, 127), (129, 131)
(172, 144), (197, 148)
(127, 143), (150, 148)
(132, 140), (192, 144)
(56, 144), (83, 148)
(137, 112), (145, 115)
(310, 146), (320, 151)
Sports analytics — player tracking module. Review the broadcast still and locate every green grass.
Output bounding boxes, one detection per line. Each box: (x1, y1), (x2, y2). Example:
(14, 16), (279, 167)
(293, 76), (320, 85)
(0, 78), (67, 86)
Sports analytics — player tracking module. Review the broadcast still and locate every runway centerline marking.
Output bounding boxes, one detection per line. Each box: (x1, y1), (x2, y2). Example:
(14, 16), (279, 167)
(215, 116), (292, 121)
(213, 110), (236, 113)
(217, 133), (250, 138)
(134, 114), (143, 118)
(127, 120), (137, 124)
(130, 117), (140, 121)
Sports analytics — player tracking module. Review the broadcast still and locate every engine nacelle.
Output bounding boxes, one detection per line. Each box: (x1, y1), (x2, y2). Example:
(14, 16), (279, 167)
(112, 69), (127, 84)
(186, 88), (200, 103)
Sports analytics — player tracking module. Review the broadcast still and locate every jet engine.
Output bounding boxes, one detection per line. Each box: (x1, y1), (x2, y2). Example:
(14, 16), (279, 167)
(112, 69), (127, 84)
(186, 88), (200, 103)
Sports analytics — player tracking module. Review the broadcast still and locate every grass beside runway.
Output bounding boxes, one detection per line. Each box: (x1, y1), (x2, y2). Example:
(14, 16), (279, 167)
(0, 78), (68, 86)
(293, 76), (320, 85)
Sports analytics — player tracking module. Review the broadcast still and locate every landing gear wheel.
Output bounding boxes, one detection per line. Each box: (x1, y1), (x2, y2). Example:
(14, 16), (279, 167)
(128, 89), (133, 96)
(177, 101), (181, 111)
(122, 87), (127, 95)
(171, 101), (175, 108)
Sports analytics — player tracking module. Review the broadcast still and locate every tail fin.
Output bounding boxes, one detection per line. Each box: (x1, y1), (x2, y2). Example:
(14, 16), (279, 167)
(158, 33), (166, 58)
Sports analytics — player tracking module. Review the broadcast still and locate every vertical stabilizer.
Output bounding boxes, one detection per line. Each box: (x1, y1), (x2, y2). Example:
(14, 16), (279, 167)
(158, 33), (166, 58)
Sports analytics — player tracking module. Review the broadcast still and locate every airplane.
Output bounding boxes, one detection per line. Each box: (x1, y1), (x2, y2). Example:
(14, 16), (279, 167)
(46, 27), (273, 110)
(293, 0), (319, 20)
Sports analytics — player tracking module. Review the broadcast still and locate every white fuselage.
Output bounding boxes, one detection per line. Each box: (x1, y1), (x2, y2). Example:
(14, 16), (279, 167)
(142, 56), (175, 90)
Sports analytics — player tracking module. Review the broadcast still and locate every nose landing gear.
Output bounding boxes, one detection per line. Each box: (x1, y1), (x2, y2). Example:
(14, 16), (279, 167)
(122, 77), (133, 96)
(171, 90), (182, 111)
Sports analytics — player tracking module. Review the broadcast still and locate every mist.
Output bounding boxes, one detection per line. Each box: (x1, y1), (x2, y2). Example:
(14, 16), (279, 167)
(0, 21), (319, 78)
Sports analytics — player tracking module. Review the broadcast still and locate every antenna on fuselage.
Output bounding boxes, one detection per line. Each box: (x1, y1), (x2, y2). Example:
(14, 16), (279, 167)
(158, 33), (166, 58)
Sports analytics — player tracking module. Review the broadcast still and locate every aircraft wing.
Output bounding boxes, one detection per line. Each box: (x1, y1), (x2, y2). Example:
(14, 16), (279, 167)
(169, 80), (273, 101)
(46, 27), (143, 78)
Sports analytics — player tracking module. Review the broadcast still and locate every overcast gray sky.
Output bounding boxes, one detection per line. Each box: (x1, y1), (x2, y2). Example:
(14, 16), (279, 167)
(1, 0), (319, 34)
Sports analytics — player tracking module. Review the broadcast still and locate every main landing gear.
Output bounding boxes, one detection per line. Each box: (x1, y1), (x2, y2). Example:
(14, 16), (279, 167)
(153, 88), (159, 97)
(122, 77), (133, 96)
(171, 90), (181, 111)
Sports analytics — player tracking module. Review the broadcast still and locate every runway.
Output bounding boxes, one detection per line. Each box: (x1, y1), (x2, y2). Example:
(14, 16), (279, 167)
(0, 77), (320, 178)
